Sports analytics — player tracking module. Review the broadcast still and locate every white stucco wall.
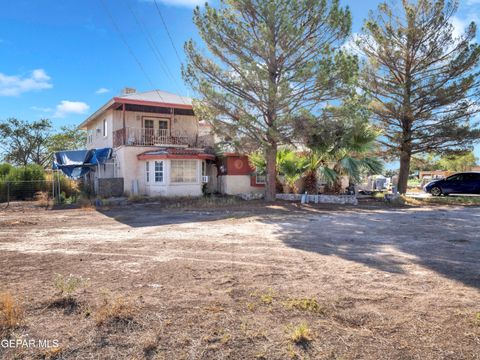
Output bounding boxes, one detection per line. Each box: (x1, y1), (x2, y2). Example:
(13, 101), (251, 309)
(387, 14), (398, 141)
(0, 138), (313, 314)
(115, 146), (203, 196)
(219, 175), (265, 195)
(86, 110), (114, 149)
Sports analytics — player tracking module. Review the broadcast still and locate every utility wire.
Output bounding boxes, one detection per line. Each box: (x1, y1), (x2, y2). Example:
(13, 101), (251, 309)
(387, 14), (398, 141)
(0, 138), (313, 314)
(125, 0), (176, 83)
(152, 0), (184, 66)
(99, 0), (165, 102)
(124, 0), (189, 105)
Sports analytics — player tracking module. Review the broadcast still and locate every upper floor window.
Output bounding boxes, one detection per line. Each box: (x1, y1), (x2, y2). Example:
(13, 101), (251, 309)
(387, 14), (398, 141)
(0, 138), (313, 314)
(102, 118), (107, 137)
(87, 129), (94, 144)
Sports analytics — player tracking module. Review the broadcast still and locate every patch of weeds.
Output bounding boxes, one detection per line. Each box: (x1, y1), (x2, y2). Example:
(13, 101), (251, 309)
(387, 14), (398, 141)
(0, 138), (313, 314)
(250, 289), (275, 305)
(220, 333), (231, 344)
(0, 292), (24, 336)
(51, 274), (90, 314)
(285, 298), (326, 314)
(142, 333), (161, 359)
(43, 346), (63, 360)
(95, 294), (135, 328)
(239, 318), (267, 341)
(288, 323), (313, 345)
(54, 273), (90, 297)
(475, 311), (480, 325)
(246, 302), (256, 311)
(286, 343), (299, 359)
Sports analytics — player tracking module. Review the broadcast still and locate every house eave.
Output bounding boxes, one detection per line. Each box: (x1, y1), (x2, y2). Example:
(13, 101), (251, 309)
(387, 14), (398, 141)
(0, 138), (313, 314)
(78, 99), (115, 130)
(78, 97), (195, 130)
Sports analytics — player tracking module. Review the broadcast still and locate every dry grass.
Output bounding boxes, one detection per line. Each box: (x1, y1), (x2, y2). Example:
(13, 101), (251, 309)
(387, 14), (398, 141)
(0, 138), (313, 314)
(34, 191), (51, 207)
(288, 323), (313, 345)
(404, 195), (480, 206)
(95, 294), (135, 327)
(284, 298), (325, 314)
(0, 292), (24, 335)
(0, 202), (479, 359)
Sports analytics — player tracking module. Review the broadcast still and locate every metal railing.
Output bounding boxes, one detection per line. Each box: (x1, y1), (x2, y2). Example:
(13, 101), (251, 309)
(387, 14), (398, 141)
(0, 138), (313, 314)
(113, 127), (214, 148)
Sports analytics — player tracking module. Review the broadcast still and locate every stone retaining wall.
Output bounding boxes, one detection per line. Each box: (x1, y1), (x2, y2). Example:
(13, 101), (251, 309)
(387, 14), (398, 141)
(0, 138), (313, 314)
(276, 193), (358, 205)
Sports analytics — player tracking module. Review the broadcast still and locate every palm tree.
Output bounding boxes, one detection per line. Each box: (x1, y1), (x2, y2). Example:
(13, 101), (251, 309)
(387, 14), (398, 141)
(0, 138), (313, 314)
(249, 149), (308, 193)
(277, 150), (308, 193)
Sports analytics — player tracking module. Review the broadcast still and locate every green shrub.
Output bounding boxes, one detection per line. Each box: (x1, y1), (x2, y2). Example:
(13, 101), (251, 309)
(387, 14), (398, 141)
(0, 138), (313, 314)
(4, 164), (46, 200)
(0, 163), (12, 179)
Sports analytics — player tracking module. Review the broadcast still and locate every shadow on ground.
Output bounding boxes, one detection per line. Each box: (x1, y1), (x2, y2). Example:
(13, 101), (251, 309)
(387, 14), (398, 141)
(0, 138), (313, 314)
(95, 200), (480, 289)
(267, 206), (480, 289)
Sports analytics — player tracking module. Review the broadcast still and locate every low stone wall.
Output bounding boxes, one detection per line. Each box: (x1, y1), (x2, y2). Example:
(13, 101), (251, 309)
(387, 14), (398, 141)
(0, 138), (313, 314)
(276, 193), (358, 205)
(97, 178), (124, 198)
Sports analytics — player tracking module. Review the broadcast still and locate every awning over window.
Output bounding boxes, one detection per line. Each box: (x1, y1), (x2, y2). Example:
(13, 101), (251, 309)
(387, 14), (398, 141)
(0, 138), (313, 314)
(53, 148), (112, 178)
(137, 148), (215, 161)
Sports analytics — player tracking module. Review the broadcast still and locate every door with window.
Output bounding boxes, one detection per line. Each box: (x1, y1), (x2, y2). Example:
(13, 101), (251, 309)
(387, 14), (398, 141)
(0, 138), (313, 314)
(144, 118), (169, 145)
(144, 119), (155, 145)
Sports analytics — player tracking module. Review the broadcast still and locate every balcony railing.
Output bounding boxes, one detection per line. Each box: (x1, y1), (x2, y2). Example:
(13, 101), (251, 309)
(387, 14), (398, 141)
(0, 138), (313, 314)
(113, 127), (213, 148)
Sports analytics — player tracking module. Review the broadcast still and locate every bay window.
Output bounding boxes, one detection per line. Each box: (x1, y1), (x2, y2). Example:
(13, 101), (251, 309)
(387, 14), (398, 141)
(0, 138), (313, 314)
(171, 160), (197, 183)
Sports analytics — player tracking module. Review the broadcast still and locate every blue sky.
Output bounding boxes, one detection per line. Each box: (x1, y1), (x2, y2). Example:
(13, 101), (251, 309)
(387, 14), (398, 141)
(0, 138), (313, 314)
(0, 0), (479, 159)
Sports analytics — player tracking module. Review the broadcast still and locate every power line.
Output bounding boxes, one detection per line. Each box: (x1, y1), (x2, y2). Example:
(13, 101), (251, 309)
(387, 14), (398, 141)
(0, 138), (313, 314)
(152, 0), (184, 66)
(99, 0), (165, 102)
(124, 0), (176, 84)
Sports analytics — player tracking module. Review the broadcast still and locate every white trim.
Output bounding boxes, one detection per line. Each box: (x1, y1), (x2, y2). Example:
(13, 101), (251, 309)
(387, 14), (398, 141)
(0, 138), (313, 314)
(154, 160), (165, 183)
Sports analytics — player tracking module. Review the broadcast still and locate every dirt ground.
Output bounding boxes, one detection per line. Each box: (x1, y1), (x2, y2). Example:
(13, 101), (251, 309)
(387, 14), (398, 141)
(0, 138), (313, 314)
(0, 199), (479, 359)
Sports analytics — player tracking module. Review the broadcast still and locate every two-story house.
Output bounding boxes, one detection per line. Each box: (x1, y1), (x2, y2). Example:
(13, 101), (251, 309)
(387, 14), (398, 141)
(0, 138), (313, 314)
(79, 88), (216, 197)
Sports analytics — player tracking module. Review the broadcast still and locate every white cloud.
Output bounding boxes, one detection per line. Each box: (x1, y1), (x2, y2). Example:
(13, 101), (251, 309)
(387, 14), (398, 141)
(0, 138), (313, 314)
(451, 16), (469, 39)
(54, 100), (90, 118)
(95, 87), (110, 94)
(31, 106), (53, 113)
(450, 14), (479, 40)
(141, 0), (204, 7)
(0, 68), (53, 96)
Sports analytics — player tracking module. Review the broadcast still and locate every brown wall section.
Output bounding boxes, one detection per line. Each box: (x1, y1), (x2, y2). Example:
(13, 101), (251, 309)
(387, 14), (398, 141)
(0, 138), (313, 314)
(225, 155), (253, 175)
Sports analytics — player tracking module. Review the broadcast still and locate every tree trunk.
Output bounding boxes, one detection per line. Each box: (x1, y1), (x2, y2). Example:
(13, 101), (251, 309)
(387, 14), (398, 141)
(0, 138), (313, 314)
(265, 144), (277, 201)
(397, 150), (411, 194)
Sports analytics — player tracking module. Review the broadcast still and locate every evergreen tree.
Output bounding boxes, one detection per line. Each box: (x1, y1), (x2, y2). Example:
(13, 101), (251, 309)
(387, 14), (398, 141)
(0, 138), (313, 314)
(184, 0), (356, 200)
(357, 0), (480, 193)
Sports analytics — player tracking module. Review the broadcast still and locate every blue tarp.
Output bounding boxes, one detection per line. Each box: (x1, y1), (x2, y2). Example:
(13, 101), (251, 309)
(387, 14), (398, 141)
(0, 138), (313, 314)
(53, 148), (112, 178)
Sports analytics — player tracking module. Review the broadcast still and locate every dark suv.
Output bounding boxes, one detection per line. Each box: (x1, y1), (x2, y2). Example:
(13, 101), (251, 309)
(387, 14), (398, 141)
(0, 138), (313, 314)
(424, 172), (480, 196)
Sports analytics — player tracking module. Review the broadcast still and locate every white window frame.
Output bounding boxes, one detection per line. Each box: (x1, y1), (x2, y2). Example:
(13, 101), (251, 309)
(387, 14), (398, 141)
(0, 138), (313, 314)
(146, 161), (150, 183)
(255, 167), (266, 184)
(256, 174), (266, 184)
(154, 161), (164, 183)
(170, 160), (198, 184)
(102, 118), (108, 137)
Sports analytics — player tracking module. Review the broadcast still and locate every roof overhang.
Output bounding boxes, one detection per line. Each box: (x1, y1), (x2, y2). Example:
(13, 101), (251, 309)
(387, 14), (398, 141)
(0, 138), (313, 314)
(137, 153), (215, 161)
(78, 97), (194, 130)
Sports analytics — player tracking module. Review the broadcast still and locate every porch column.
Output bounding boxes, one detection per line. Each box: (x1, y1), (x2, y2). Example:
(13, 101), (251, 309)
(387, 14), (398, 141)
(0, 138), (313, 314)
(122, 103), (126, 145)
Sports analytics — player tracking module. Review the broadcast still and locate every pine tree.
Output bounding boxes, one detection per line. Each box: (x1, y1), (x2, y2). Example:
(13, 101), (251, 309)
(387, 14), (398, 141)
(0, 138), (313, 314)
(357, 0), (480, 194)
(184, 0), (356, 200)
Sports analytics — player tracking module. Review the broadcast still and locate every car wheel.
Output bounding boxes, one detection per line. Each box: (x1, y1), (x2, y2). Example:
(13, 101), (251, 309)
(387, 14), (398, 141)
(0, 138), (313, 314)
(430, 186), (442, 196)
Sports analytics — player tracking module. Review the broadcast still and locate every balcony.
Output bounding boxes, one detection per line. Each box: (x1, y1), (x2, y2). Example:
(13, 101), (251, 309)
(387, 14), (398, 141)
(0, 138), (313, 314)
(113, 127), (213, 148)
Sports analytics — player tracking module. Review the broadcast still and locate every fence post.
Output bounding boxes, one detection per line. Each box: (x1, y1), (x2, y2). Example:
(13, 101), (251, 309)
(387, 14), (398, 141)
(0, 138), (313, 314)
(6, 182), (10, 208)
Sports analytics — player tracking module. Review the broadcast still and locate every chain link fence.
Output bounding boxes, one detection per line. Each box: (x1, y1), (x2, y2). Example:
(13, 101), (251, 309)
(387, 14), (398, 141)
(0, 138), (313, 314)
(0, 176), (83, 207)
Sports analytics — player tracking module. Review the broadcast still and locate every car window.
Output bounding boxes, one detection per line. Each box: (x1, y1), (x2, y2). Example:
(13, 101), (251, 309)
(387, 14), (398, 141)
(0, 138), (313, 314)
(447, 174), (463, 181)
(465, 173), (480, 181)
